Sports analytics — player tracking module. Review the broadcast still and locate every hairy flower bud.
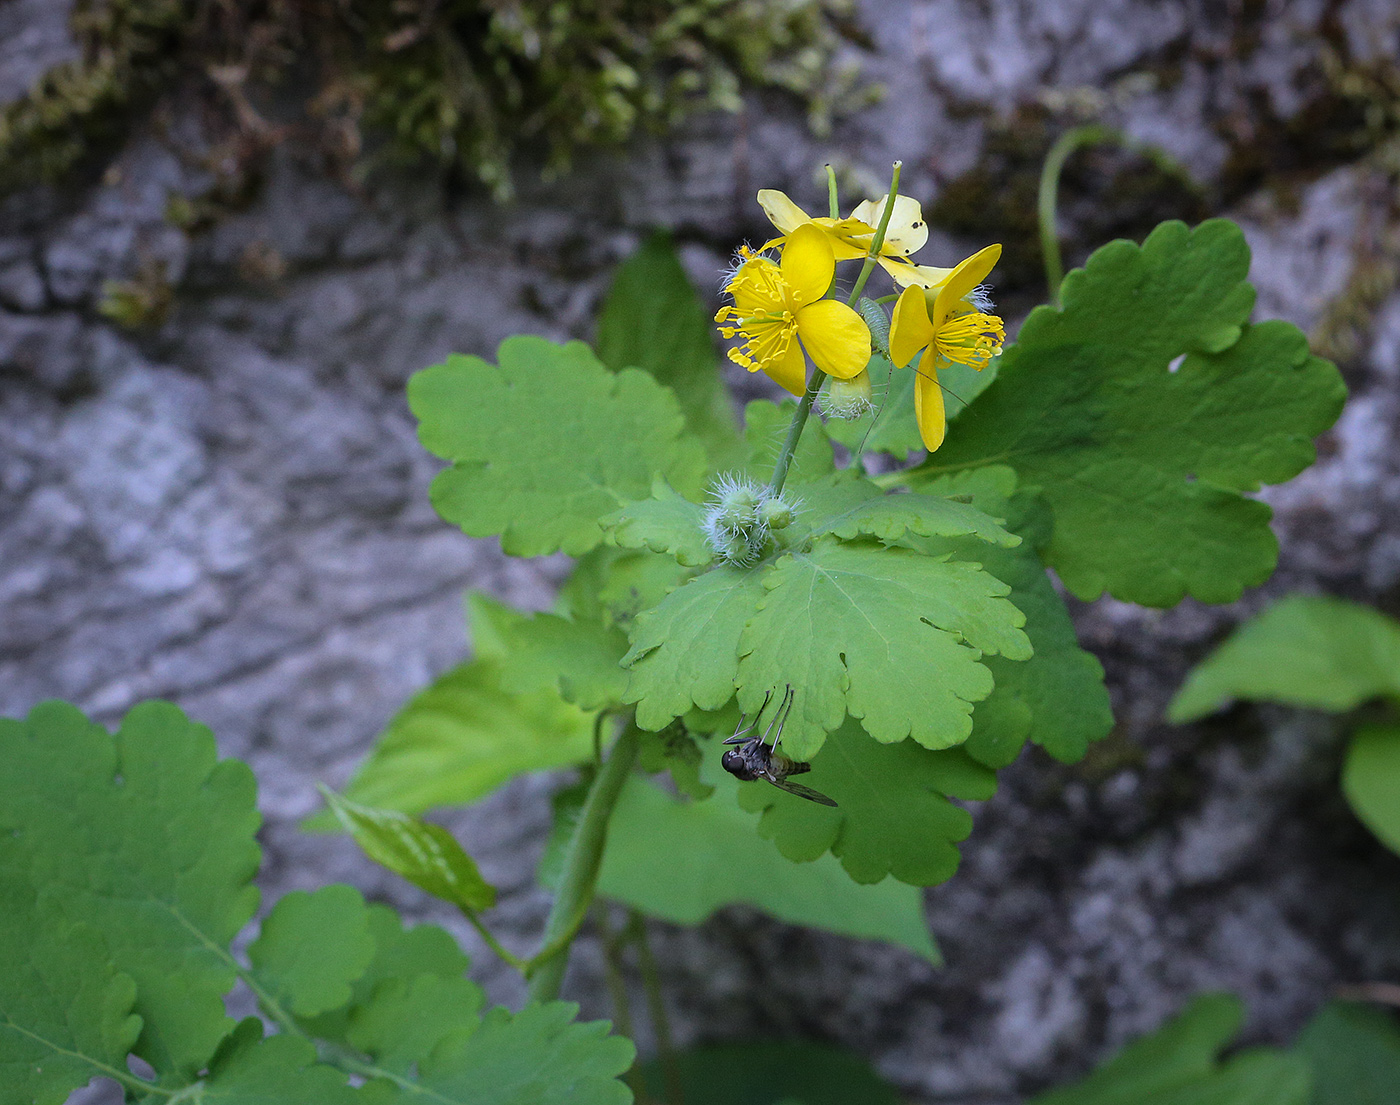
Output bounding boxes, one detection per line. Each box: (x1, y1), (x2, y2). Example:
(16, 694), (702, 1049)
(819, 370), (873, 420)
(758, 496), (794, 531)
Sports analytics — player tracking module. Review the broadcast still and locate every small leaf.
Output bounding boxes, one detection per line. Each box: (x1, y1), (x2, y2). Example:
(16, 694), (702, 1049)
(491, 605), (630, 711)
(1169, 595), (1400, 722)
(603, 478), (714, 567)
(200, 1032), (359, 1103)
(1342, 725), (1400, 856)
(321, 788), (498, 912)
(596, 231), (742, 468)
(1029, 992), (1310, 1105)
(737, 541), (1032, 759)
(636, 722), (713, 800)
(411, 336), (706, 557)
(798, 476), (1020, 548)
(247, 886), (376, 1018)
(329, 654), (594, 817)
(923, 220), (1346, 607)
(1295, 1001), (1400, 1105)
(597, 769), (940, 961)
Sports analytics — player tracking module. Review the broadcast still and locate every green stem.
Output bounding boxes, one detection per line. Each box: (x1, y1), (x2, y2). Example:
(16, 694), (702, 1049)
(1037, 123), (1116, 308)
(462, 909), (528, 972)
(766, 161), (905, 496)
(630, 911), (683, 1105)
(844, 160), (902, 307)
(825, 163), (839, 219)
(527, 725), (641, 1003)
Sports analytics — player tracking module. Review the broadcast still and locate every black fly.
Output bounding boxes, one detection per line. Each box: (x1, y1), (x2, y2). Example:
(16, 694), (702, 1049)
(721, 686), (837, 807)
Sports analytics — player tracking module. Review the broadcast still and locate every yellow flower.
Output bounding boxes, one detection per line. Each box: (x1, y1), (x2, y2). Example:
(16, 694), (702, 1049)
(715, 224), (871, 395)
(888, 244), (1005, 452)
(756, 189), (930, 280)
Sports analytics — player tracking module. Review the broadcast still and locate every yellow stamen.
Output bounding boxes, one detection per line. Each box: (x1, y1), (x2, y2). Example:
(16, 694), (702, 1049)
(934, 311), (1005, 370)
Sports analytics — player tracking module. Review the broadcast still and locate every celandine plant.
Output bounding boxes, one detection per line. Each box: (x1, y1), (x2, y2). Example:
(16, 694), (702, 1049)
(0, 162), (1355, 1103)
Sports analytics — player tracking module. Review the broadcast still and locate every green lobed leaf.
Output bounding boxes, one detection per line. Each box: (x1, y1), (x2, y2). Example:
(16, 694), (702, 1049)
(320, 789), (499, 911)
(736, 717), (995, 886)
(596, 230), (742, 468)
(560, 545), (697, 631)
(594, 766), (940, 961)
(198, 1031), (360, 1104)
(914, 467), (1112, 766)
(1029, 992), (1310, 1105)
(736, 540), (1032, 759)
(0, 700), (260, 1081)
(1342, 726), (1400, 856)
(921, 220), (1346, 607)
(1295, 1001), (1400, 1105)
(603, 477), (714, 567)
(411, 335), (707, 557)
(621, 565), (769, 730)
(247, 886), (377, 1018)
(636, 722), (714, 800)
(1168, 595), (1400, 722)
(331, 654), (594, 817)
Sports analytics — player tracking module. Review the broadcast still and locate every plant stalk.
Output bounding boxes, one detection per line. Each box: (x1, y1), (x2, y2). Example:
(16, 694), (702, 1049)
(527, 724), (640, 1002)
(631, 911), (684, 1105)
(1038, 124), (1115, 308)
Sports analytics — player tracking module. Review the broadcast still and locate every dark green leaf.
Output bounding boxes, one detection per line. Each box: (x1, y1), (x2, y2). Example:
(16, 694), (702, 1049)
(1296, 1001), (1400, 1105)
(1342, 726), (1400, 856)
(247, 886), (377, 1018)
(923, 220), (1346, 606)
(596, 231), (742, 467)
(639, 1040), (902, 1105)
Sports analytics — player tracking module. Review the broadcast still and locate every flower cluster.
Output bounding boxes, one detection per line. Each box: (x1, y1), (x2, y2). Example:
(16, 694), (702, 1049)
(715, 182), (1005, 453)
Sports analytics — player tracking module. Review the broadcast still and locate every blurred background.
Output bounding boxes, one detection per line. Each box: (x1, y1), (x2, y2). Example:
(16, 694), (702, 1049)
(1, 0), (1397, 1102)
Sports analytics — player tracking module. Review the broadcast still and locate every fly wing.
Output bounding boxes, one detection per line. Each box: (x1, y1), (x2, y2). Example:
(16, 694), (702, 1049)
(767, 776), (839, 807)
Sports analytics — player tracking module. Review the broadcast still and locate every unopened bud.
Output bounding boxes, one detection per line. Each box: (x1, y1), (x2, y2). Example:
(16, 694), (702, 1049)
(820, 370), (873, 420)
(758, 496), (794, 530)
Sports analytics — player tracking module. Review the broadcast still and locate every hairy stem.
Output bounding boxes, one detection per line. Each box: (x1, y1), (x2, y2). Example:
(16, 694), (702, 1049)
(527, 724), (641, 1003)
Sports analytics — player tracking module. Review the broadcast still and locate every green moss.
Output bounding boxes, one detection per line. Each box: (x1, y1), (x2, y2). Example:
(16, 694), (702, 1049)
(0, 0), (857, 200)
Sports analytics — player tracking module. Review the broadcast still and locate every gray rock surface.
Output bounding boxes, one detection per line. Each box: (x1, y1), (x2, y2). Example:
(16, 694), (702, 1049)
(3, 1), (1399, 1102)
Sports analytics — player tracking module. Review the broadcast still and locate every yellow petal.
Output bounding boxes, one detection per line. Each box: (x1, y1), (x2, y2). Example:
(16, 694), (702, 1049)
(931, 244), (1001, 329)
(781, 224), (835, 306)
(763, 334), (809, 395)
(726, 256), (785, 314)
(883, 258), (956, 289)
(889, 285), (935, 368)
(825, 217), (878, 261)
(851, 194), (929, 259)
(913, 349), (947, 452)
(796, 299), (870, 380)
(757, 189), (812, 235)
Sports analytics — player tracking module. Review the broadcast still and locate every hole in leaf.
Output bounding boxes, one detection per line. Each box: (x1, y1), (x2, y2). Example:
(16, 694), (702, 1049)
(1185, 473), (1197, 484)
(128, 1055), (157, 1079)
(1167, 354), (1186, 373)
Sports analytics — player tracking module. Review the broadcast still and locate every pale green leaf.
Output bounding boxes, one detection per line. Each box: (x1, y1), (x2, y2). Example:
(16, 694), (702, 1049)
(636, 723), (713, 800)
(922, 220), (1346, 606)
(320, 789), (498, 911)
(597, 768), (940, 961)
(1169, 595), (1400, 722)
(1296, 1001), (1400, 1105)
(621, 565), (769, 730)
(333, 656), (594, 817)
(1030, 993), (1310, 1105)
(489, 604), (630, 711)
(0, 700), (260, 1079)
(1342, 726), (1400, 856)
(596, 231), (742, 468)
(796, 475), (1020, 548)
(410, 336), (707, 556)
(247, 886), (376, 1018)
(603, 478), (714, 567)
(736, 541), (1032, 759)
(736, 717), (995, 886)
